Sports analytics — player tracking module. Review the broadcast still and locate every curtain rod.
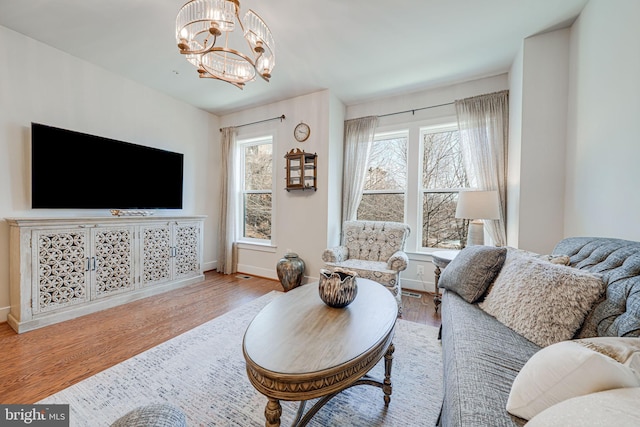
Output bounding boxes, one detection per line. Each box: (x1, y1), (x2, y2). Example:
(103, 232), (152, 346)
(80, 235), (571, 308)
(377, 101), (454, 119)
(220, 99), (452, 131)
(220, 114), (286, 132)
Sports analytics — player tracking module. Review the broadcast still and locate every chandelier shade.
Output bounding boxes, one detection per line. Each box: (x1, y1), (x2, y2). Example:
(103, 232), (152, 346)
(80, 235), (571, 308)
(176, 0), (275, 89)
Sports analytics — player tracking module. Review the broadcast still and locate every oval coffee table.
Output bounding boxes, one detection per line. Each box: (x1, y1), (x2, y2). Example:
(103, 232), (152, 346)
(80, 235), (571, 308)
(243, 278), (398, 427)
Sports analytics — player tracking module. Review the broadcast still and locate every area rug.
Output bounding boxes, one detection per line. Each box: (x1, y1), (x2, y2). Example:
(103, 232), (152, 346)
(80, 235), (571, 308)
(39, 291), (443, 426)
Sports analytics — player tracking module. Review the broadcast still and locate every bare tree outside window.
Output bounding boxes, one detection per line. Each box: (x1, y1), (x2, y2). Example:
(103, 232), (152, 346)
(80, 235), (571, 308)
(357, 134), (407, 222)
(242, 141), (272, 240)
(422, 128), (469, 249)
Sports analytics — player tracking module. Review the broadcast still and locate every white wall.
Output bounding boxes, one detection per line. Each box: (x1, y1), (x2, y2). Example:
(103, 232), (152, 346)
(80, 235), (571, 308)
(507, 48), (524, 249)
(0, 25), (219, 323)
(565, 0), (640, 240)
(220, 90), (345, 283)
(326, 93), (347, 249)
(509, 0), (640, 249)
(508, 29), (571, 254)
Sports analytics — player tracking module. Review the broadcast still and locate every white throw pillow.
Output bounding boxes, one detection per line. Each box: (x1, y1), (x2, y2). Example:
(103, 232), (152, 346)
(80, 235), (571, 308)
(507, 338), (640, 420)
(526, 387), (640, 427)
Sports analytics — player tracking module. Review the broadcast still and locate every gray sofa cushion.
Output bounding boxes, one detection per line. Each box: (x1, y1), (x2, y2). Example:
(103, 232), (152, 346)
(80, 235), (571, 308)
(440, 291), (538, 427)
(438, 246), (507, 303)
(552, 237), (640, 338)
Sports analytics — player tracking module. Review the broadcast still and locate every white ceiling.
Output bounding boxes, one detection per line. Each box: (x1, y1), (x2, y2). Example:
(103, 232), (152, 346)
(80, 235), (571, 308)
(0, 0), (589, 116)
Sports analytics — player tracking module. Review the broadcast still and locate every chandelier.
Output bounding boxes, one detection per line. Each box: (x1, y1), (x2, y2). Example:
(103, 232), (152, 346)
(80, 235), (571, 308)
(176, 0), (275, 89)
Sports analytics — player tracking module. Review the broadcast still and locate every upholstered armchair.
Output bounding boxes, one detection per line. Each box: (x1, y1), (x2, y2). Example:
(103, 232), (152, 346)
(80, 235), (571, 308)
(322, 220), (410, 314)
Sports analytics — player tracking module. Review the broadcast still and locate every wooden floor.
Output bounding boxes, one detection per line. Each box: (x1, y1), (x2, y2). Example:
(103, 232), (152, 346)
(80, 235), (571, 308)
(0, 271), (441, 404)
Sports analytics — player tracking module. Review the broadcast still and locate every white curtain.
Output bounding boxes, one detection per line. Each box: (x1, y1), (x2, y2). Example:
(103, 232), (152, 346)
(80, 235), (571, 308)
(342, 116), (379, 222)
(217, 127), (239, 274)
(455, 90), (509, 246)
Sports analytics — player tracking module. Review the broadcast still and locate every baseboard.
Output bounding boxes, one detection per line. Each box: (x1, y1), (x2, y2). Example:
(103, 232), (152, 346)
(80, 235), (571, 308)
(236, 264), (320, 287)
(0, 305), (9, 325)
(237, 264), (278, 281)
(203, 260), (217, 272)
(401, 277), (436, 293)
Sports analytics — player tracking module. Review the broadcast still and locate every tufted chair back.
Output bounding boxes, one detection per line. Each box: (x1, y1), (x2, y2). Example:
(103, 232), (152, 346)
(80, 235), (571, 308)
(342, 220), (410, 262)
(552, 237), (640, 338)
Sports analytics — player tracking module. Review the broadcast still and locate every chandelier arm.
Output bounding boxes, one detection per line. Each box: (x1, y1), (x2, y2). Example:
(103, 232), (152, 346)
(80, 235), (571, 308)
(237, 7), (267, 80)
(198, 72), (245, 89)
(240, 24), (265, 72)
(206, 46), (255, 64)
(179, 35), (221, 56)
(203, 33), (217, 52)
(253, 50), (270, 82)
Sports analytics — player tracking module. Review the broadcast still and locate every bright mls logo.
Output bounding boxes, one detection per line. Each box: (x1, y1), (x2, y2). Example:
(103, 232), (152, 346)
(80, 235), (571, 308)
(1, 405), (69, 426)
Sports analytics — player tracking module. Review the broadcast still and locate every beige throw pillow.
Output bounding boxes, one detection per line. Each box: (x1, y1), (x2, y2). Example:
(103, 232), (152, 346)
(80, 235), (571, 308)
(577, 336), (640, 374)
(507, 338), (640, 420)
(479, 253), (604, 347)
(525, 387), (640, 427)
(505, 246), (571, 265)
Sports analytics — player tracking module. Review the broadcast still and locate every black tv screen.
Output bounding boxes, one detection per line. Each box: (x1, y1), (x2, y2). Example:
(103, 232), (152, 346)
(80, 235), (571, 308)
(31, 123), (184, 209)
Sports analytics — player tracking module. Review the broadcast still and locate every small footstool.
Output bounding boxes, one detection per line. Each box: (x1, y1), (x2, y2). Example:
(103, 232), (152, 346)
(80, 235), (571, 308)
(110, 404), (186, 427)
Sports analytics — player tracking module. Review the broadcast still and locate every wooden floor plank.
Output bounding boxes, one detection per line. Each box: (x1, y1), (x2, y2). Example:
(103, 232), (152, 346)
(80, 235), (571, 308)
(0, 271), (440, 404)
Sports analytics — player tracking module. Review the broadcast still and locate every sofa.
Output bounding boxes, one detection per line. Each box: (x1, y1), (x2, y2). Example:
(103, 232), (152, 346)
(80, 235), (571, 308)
(322, 220), (410, 313)
(437, 237), (640, 426)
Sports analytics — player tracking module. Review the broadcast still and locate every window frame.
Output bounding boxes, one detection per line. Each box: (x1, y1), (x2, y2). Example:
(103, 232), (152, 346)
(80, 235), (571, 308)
(418, 122), (468, 251)
(237, 134), (275, 246)
(357, 130), (408, 223)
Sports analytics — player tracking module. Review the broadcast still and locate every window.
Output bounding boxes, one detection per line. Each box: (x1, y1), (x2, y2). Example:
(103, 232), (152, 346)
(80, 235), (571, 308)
(360, 122), (469, 252)
(239, 136), (273, 242)
(357, 131), (407, 222)
(420, 126), (469, 249)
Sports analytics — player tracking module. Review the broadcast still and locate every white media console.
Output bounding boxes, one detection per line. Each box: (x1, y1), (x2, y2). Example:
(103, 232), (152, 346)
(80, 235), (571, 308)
(6, 215), (206, 333)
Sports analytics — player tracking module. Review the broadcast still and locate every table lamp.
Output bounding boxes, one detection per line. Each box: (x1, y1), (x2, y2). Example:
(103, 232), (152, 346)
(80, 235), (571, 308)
(455, 190), (500, 246)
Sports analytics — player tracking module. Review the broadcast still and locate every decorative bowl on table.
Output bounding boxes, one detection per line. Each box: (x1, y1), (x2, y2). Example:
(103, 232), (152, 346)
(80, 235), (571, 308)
(318, 268), (358, 308)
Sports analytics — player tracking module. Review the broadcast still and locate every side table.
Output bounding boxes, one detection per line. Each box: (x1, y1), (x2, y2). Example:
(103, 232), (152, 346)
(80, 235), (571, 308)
(431, 250), (460, 313)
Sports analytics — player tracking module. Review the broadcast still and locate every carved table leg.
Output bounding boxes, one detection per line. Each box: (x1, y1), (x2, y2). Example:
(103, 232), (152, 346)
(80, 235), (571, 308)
(265, 398), (282, 427)
(383, 343), (395, 406)
(433, 265), (442, 313)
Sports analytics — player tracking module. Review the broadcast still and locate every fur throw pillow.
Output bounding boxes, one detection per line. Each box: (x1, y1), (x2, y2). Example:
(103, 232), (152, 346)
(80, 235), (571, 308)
(480, 252), (605, 347)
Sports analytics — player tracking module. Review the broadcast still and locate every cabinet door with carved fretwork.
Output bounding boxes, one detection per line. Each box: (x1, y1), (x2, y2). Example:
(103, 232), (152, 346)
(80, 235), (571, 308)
(32, 228), (90, 314)
(173, 221), (202, 280)
(91, 226), (136, 299)
(140, 223), (172, 287)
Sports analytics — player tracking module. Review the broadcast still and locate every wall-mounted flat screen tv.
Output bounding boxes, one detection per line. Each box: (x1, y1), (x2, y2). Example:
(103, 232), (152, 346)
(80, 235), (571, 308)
(31, 123), (184, 209)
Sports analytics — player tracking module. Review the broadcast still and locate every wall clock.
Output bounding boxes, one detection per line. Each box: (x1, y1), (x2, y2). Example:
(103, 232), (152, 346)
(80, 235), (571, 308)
(294, 122), (310, 142)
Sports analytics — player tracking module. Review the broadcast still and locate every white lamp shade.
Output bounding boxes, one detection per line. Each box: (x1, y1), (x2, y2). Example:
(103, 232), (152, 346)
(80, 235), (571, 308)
(455, 190), (500, 220)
